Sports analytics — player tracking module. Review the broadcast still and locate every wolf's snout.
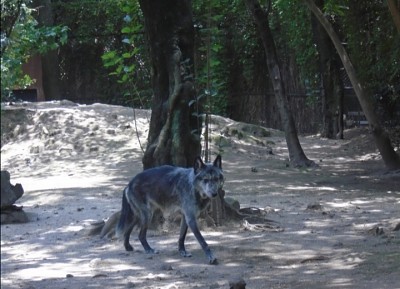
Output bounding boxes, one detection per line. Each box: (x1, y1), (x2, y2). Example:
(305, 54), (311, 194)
(211, 191), (218, 198)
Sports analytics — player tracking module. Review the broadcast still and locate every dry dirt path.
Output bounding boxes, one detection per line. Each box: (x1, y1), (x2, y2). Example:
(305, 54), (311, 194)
(1, 101), (399, 289)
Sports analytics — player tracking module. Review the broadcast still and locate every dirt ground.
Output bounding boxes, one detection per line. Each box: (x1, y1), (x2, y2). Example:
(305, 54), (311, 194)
(1, 101), (399, 289)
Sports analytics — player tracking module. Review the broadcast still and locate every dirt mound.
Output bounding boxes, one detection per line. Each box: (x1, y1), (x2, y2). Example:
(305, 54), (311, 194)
(1, 101), (150, 178)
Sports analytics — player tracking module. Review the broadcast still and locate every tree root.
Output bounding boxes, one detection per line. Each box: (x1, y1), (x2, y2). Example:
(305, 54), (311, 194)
(86, 199), (283, 238)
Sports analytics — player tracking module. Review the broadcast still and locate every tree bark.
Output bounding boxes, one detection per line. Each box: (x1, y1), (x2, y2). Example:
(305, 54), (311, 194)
(311, 0), (343, 139)
(387, 0), (400, 33)
(304, 0), (400, 170)
(245, 0), (315, 167)
(33, 0), (62, 100)
(139, 0), (202, 169)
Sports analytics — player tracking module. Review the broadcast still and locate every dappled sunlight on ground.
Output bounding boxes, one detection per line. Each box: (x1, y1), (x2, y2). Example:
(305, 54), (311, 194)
(1, 102), (400, 288)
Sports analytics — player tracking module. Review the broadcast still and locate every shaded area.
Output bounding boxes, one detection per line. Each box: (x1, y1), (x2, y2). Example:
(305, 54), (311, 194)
(1, 102), (399, 289)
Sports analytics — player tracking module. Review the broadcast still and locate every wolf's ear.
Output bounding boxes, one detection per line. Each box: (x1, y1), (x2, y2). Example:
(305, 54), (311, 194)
(194, 156), (205, 174)
(213, 155), (222, 169)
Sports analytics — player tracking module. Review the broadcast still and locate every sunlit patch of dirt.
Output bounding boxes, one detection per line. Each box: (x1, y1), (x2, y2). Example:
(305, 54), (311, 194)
(1, 101), (399, 289)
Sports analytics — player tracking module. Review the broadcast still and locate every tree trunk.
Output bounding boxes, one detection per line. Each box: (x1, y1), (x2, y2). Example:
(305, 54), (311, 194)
(311, 0), (343, 139)
(139, 0), (202, 169)
(245, 0), (315, 167)
(387, 0), (400, 33)
(335, 74), (344, 139)
(304, 0), (400, 170)
(33, 0), (61, 100)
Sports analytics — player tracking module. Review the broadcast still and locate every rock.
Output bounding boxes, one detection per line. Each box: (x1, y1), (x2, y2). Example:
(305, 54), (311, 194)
(229, 277), (246, 289)
(160, 264), (173, 271)
(1, 171), (24, 208)
(60, 99), (78, 106)
(30, 145), (41, 154)
(306, 202), (323, 210)
(1, 206), (29, 224)
(92, 273), (108, 278)
(0, 171), (29, 224)
(89, 146), (99, 152)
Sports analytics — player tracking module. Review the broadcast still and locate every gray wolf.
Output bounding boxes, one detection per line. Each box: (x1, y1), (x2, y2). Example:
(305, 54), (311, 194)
(116, 155), (224, 264)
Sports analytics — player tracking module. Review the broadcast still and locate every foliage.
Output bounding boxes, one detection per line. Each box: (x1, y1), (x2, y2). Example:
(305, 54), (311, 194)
(193, 0), (265, 116)
(307, 0), (400, 120)
(100, 0), (151, 108)
(1, 0), (68, 100)
(4, 0), (398, 128)
(50, 0), (135, 104)
(192, 0), (226, 115)
(347, 0), (400, 122)
(274, 0), (319, 101)
(342, 1), (399, 91)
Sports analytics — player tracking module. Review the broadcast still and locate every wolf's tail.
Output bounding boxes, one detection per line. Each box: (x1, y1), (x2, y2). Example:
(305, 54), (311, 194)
(115, 187), (134, 238)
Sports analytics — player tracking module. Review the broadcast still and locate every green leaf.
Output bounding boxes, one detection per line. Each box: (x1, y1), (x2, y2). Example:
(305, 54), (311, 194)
(122, 52), (132, 58)
(121, 27), (131, 33)
(102, 51), (116, 60)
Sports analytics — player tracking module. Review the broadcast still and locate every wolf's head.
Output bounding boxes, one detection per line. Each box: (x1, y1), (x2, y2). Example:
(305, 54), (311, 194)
(193, 155), (224, 199)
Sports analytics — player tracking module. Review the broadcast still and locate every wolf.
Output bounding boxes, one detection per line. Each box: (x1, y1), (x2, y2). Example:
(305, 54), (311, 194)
(116, 155), (224, 264)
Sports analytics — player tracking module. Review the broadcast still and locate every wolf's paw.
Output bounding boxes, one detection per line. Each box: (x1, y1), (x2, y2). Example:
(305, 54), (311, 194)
(125, 244), (134, 251)
(208, 254), (218, 265)
(145, 249), (159, 254)
(179, 249), (192, 258)
(208, 256), (218, 265)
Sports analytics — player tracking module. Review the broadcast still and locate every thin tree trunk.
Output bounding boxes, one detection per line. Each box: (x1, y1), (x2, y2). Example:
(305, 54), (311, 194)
(245, 0), (315, 167)
(304, 0), (400, 170)
(139, 0), (202, 169)
(311, 0), (343, 139)
(335, 72), (344, 139)
(33, 0), (61, 100)
(387, 0), (400, 32)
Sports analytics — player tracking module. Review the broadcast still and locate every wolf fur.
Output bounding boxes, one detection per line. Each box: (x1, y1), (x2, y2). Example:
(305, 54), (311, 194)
(116, 155), (224, 264)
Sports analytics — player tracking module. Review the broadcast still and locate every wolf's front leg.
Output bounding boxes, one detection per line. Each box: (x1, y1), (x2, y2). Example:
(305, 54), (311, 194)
(186, 217), (217, 264)
(178, 216), (192, 257)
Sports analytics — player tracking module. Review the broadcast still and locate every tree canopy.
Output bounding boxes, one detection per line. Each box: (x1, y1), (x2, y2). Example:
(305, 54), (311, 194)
(1, 0), (67, 98)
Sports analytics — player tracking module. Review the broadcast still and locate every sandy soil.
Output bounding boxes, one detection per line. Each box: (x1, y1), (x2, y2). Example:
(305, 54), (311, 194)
(1, 101), (399, 289)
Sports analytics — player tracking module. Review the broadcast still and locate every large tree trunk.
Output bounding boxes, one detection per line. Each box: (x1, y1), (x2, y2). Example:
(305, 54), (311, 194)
(245, 0), (315, 167)
(139, 0), (202, 169)
(33, 0), (61, 100)
(304, 0), (400, 170)
(311, 0), (343, 139)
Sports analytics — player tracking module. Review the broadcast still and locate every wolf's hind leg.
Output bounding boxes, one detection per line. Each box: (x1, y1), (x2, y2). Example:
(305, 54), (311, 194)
(123, 223), (135, 251)
(178, 216), (192, 257)
(138, 210), (159, 254)
(138, 225), (159, 254)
